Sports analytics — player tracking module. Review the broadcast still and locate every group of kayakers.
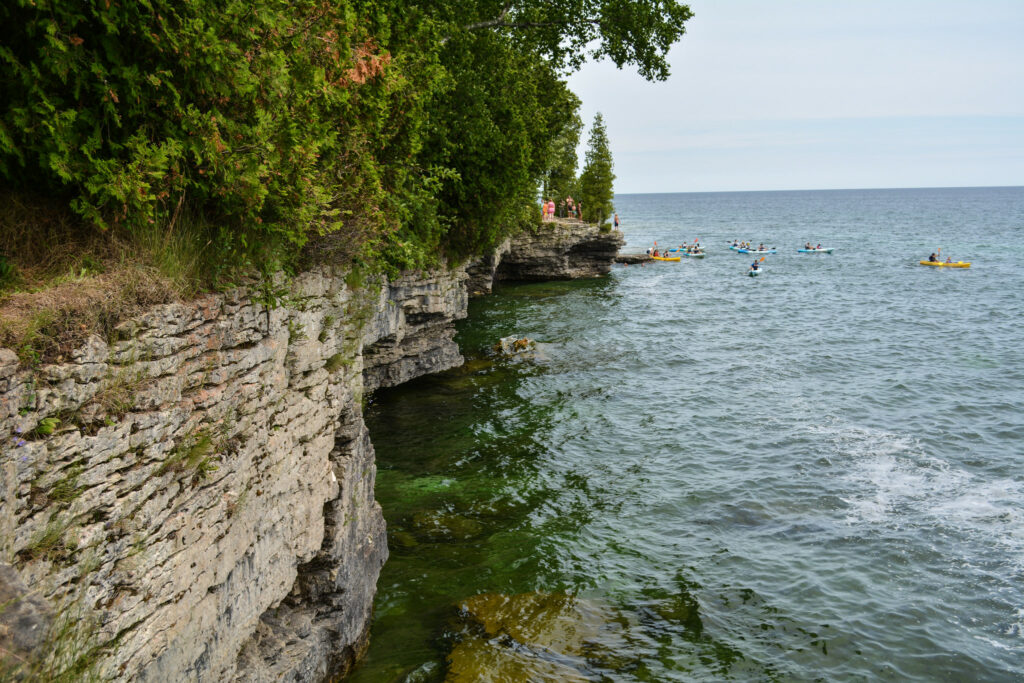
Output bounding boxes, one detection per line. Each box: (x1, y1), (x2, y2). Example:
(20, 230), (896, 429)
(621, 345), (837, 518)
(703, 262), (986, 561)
(641, 241), (966, 272)
(647, 240), (705, 257)
(731, 241), (772, 251)
(673, 241), (704, 255)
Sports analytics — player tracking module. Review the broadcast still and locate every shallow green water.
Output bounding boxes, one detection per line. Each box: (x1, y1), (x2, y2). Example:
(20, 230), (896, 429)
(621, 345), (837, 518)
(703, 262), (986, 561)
(350, 187), (1024, 682)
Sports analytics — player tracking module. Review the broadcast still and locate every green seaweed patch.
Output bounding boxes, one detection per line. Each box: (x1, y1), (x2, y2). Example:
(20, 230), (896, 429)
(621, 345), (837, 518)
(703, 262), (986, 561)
(410, 510), (484, 542)
(388, 529), (419, 550)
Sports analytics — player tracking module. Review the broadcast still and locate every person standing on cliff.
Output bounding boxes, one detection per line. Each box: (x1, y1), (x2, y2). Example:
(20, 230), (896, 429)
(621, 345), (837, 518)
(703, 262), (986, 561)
(614, 213), (620, 228)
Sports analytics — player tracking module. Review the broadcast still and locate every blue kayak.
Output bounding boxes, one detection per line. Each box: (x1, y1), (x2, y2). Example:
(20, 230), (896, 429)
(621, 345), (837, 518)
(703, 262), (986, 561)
(738, 248), (776, 254)
(797, 247), (834, 253)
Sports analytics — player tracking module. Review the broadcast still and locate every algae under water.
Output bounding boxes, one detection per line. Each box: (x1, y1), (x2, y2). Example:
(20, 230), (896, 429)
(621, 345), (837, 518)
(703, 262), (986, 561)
(351, 187), (1024, 682)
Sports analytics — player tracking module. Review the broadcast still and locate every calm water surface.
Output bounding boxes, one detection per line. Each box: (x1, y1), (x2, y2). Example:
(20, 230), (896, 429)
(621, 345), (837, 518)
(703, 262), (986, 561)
(351, 187), (1024, 681)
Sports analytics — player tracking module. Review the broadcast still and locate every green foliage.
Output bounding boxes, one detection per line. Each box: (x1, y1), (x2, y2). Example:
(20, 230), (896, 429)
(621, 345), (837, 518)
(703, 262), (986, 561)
(541, 114), (583, 205)
(0, 0), (691, 276)
(0, 253), (20, 290)
(159, 430), (217, 482)
(579, 113), (616, 227)
(421, 29), (581, 257)
(19, 515), (72, 562)
(287, 319), (307, 344)
(49, 463), (85, 504)
(0, 0), (429, 270)
(450, 0), (694, 81)
(33, 416), (61, 437)
(324, 352), (351, 373)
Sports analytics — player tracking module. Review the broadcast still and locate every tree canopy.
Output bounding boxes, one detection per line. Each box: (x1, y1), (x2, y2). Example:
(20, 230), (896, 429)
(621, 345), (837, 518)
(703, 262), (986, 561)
(0, 0), (692, 278)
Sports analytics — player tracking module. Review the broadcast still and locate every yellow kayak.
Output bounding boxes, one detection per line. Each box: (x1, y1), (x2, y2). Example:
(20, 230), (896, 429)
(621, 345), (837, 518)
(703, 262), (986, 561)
(919, 260), (970, 268)
(651, 255), (681, 262)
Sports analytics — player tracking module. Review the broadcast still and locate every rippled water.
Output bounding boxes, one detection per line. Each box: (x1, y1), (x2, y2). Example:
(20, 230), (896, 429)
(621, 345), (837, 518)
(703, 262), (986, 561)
(351, 187), (1024, 681)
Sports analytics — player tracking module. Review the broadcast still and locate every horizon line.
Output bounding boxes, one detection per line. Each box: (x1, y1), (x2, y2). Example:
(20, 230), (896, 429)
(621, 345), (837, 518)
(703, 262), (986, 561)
(615, 184), (1024, 196)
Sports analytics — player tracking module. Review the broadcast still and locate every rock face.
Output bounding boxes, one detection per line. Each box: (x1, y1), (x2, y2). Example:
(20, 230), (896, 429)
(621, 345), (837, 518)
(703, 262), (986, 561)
(464, 239), (511, 297)
(0, 221), (618, 681)
(362, 270), (468, 391)
(494, 219), (624, 282)
(0, 561), (53, 670)
(615, 252), (652, 264)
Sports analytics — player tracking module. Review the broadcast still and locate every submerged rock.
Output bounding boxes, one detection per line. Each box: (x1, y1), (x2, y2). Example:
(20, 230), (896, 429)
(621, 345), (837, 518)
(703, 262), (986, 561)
(411, 510), (485, 542)
(445, 592), (630, 681)
(446, 635), (589, 683)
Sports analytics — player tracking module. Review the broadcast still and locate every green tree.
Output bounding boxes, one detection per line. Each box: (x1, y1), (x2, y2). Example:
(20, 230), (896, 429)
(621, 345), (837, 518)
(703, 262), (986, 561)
(578, 113), (615, 227)
(0, 0), (692, 276)
(541, 112), (582, 206)
(417, 27), (581, 257)
(451, 0), (694, 81)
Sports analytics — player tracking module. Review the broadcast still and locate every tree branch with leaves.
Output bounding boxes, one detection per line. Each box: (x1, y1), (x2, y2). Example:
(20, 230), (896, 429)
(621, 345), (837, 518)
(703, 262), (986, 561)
(451, 0), (693, 81)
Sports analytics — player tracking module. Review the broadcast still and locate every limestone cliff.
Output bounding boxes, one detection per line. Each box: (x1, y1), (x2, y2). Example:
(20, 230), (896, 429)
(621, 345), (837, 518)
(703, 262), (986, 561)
(0, 222), (620, 681)
(466, 219), (624, 295)
(494, 219), (624, 283)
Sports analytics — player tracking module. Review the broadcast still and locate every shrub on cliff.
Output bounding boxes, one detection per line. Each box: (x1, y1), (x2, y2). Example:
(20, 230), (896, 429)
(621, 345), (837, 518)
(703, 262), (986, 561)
(0, 0), (438, 274)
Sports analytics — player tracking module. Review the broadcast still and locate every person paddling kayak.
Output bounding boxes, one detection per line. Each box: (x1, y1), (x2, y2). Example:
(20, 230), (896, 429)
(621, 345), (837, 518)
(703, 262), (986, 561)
(928, 253), (939, 262)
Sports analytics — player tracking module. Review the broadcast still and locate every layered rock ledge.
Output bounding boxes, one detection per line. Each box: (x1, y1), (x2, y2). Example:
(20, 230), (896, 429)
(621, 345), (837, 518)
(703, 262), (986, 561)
(0, 221), (621, 681)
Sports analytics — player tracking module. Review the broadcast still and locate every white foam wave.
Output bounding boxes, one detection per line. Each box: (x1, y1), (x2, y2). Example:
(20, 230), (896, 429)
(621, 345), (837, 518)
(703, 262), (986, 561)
(812, 422), (1024, 573)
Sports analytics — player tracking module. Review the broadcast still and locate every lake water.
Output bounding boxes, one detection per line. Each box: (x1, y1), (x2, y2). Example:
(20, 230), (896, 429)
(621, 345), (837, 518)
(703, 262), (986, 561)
(350, 187), (1024, 681)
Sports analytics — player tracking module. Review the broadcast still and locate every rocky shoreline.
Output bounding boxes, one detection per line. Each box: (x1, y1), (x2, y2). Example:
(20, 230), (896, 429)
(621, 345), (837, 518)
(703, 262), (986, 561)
(0, 220), (622, 681)
(615, 252), (653, 264)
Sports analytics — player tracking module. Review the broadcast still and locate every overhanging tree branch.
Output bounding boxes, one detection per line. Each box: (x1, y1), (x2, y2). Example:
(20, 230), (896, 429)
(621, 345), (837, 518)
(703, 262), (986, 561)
(462, 2), (514, 32)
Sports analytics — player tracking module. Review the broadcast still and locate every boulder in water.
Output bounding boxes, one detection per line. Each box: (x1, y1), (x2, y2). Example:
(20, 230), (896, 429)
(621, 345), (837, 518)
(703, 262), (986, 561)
(493, 336), (535, 355)
(445, 592), (630, 681)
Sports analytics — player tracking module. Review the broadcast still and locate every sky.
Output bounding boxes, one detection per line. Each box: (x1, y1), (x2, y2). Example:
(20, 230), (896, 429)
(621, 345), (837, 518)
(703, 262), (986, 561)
(567, 0), (1024, 193)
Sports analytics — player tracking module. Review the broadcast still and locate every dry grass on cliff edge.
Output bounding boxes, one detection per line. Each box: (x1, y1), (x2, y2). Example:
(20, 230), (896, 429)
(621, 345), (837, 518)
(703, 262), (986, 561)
(0, 192), (213, 366)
